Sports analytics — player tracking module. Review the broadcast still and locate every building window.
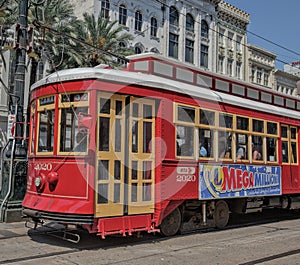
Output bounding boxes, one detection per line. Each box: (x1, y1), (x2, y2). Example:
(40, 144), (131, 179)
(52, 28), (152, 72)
(119, 4), (127, 26)
(185, 39), (194, 63)
(236, 36), (242, 53)
(200, 44), (208, 68)
(151, 17), (158, 37)
(236, 62), (242, 79)
(227, 32), (233, 50)
(169, 6), (179, 26)
(169, 33), (178, 59)
(264, 71), (269, 86)
(186, 13), (194, 32)
(251, 66), (255, 82)
(218, 55), (224, 74)
(135, 10), (142, 31)
(201, 20), (209, 38)
(134, 46), (142, 54)
(101, 0), (110, 19)
(227, 59), (233, 76)
(219, 28), (225, 46)
(257, 68), (262, 84)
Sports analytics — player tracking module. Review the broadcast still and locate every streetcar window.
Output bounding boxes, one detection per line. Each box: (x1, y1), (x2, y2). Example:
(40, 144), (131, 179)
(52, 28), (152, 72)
(143, 161), (152, 180)
(218, 131), (232, 159)
(132, 103), (139, 117)
(132, 120), (138, 153)
(100, 98), (111, 114)
(236, 133), (248, 160)
(199, 128), (214, 158)
(291, 142), (297, 164)
(116, 100), (123, 115)
(115, 119), (122, 152)
(236, 116), (249, 131)
(178, 105), (195, 123)
(200, 109), (215, 126)
(99, 117), (110, 151)
(143, 122), (152, 153)
(267, 122), (278, 135)
(131, 183), (137, 202)
(98, 160), (109, 180)
(291, 127), (298, 164)
(282, 141), (289, 163)
(114, 160), (121, 180)
(219, 113), (232, 128)
(131, 161), (138, 180)
(252, 135), (263, 161)
(98, 184), (108, 204)
(291, 127), (297, 139)
(253, 119), (264, 133)
(176, 125), (194, 156)
(59, 107), (88, 152)
(267, 138), (277, 162)
(38, 109), (54, 152)
(114, 183), (120, 203)
(143, 183), (152, 201)
(143, 104), (152, 119)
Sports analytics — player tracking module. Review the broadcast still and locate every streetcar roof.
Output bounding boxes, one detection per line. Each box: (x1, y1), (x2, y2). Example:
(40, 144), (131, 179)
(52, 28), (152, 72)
(31, 67), (300, 120)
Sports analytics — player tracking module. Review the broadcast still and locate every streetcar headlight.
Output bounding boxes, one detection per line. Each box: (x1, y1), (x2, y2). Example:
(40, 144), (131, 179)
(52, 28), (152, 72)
(34, 173), (46, 192)
(34, 177), (41, 187)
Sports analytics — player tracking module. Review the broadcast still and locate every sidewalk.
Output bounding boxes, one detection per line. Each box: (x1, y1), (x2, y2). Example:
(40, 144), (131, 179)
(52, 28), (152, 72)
(0, 221), (28, 238)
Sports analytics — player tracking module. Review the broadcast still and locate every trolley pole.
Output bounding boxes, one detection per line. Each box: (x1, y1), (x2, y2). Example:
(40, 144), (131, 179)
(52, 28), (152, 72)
(0, 0), (28, 222)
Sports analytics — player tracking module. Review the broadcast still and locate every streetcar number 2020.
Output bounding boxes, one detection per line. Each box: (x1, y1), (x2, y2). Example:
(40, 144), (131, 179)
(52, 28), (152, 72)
(176, 175), (196, 182)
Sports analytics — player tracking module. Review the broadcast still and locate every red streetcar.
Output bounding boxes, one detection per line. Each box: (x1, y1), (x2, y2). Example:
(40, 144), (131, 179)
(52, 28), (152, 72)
(23, 54), (300, 239)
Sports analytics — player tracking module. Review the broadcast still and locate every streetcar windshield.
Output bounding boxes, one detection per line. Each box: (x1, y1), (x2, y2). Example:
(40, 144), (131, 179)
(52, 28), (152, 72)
(38, 109), (55, 152)
(60, 107), (88, 152)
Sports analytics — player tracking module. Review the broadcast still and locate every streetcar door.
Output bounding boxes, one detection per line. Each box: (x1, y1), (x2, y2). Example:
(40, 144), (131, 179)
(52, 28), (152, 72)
(95, 94), (126, 217)
(127, 98), (155, 215)
(95, 94), (155, 217)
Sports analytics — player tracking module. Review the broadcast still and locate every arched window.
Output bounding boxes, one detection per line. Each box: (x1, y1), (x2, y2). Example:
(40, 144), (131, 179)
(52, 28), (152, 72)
(151, 17), (158, 37)
(135, 46), (142, 54)
(186, 13), (194, 32)
(150, 47), (159, 53)
(135, 10), (142, 31)
(201, 20), (209, 38)
(169, 6), (179, 26)
(119, 4), (127, 26)
(101, 0), (110, 19)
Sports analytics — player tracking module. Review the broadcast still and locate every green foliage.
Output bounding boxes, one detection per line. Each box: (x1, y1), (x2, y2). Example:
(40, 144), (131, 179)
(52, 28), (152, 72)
(76, 12), (134, 68)
(0, 0), (134, 76)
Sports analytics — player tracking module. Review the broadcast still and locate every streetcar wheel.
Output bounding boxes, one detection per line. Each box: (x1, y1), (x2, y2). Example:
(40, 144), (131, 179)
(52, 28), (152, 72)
(214, 200), (229, 229)
(160, 208), (182, 236)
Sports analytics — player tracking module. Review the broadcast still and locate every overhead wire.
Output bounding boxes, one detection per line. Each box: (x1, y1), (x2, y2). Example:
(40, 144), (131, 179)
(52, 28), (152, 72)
(152, 0), (300, 69)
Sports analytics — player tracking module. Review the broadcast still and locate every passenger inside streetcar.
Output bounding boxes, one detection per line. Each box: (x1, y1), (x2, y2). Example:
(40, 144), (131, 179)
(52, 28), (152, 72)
(75, 130), (88, 152)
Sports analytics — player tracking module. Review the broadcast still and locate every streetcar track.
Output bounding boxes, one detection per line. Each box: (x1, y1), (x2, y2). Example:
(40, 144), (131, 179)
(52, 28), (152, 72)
(0, 249), (79, 265)
(1, 210), (300, 264)
(240, 248), (300, 265)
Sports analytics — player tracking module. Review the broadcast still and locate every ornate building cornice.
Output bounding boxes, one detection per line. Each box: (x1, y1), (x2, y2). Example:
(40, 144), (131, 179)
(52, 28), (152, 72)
(216, 1), (250, 31)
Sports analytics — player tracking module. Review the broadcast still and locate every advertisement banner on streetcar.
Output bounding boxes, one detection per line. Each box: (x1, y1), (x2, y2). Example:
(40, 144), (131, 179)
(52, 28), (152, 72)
(199, 164), (281, 199)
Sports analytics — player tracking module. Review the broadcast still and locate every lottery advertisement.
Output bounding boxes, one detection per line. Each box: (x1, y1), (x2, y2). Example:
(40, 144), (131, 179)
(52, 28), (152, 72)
(199, 164), (281, 199)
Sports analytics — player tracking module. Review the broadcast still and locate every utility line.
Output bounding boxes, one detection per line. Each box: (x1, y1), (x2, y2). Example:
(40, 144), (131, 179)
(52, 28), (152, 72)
(32, 20), (130, 63)
(153, 0), (300, 66)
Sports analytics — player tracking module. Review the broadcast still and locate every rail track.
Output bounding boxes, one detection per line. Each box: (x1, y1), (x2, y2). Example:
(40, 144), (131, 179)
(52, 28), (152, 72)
(1, 209), (300, 265)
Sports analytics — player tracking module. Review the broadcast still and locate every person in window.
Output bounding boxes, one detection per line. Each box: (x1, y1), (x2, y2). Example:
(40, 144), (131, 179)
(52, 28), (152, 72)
(236, 146), (245, 159)
(252, 144), (262, 160)
(75, 130), (88, 152)
(199, 140), (208, 157)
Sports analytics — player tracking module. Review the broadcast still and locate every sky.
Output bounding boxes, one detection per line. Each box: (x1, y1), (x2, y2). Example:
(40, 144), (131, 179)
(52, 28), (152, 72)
(224, 0), (300, 70)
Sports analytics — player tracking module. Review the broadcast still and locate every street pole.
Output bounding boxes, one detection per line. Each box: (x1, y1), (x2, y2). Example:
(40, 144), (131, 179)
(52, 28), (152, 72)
(0, 0), (28, 222)
(13, 0), (28, 141)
